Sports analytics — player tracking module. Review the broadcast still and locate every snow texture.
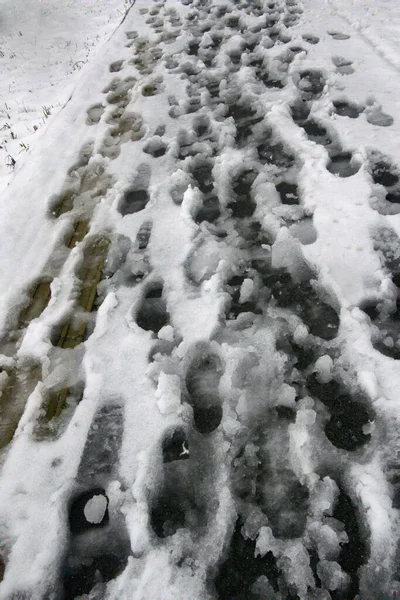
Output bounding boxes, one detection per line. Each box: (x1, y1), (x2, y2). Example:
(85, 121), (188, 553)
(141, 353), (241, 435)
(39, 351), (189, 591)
(0, 0), (399, 598)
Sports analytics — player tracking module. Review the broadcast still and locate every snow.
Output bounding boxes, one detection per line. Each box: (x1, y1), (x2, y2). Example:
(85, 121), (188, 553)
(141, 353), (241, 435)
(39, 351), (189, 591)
(0, 0), (399, 597)
(84, 494), (108, 524)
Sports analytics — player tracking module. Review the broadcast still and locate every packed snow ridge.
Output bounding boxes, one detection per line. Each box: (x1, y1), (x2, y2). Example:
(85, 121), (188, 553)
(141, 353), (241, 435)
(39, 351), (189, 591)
(0, 0), (399, 598)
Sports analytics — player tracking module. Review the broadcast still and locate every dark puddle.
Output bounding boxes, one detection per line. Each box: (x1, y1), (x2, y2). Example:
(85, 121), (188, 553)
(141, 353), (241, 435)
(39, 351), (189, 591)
(185, 350), (223, 434)
(307, 374), (372, 451)
(276, 181), (299, 204)
(327, 152), (360, 178)
(228, 170), (258, 218)
(214, 517), (280, 600)
(136, 283), (169, 334)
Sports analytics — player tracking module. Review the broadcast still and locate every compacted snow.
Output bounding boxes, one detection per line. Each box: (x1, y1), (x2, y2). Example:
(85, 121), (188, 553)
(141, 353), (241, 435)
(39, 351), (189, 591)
(0, 0), (399, 598)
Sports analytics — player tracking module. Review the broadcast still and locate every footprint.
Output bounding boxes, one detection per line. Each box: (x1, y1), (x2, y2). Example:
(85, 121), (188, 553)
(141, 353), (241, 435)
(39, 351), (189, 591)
(369, 154), (399, 187)
(190, 157), (214, 195)
(17, 277), (53, 329)
(257, 140), (295, 169)
(225, 274), (262, 321)
(125, 31), (138, 40)
(150, 446), (204, 539)
(307, 374), (373, 450)
(360, 299), (400, 360)
(105, 77), (136, 106)
(328, 31), (351, 41)
(61, 401), (129, 597)
(332, 55), (355, 75)
(185, 347), (223, 434)
(77, 403), (124, 482)
(276, 181), (299, 205)
(331, 486), (367, 597)
(265, 270), (340, 339)
(50, 189), (76, 218)
(195, 195), (221, 224)
(54, 235), (111, 349)
(109, 60), (124, 73)
(327, 152), (360, 178)
(214, 517), (280, 599)
(162, 427), (190, 463)
(258, 68), (285, 89)
(228, 170), (258, 218)
(136, 220), (153, 250)
(295, 69), (326, 98)
(119, 164), (151, 216)
(302, 33), (320, 45)
(300, 119), (332, 146)
(68, 488), (109, 534)
(142, 79), (162, 97)
(226, 102), (263, 146)
(35, 382), (84, 440)
(365, 105), (394, 127)
(143, 137), (167, 158)
(86, 103), (105, 125)
(332, 100), (362, 119)
(136, 282), (169, 334)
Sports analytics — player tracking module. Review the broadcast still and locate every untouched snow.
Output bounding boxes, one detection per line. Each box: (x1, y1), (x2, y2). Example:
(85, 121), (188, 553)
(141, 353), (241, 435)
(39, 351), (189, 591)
(0, 0), (399, 598)
(0, 0), (131, 192)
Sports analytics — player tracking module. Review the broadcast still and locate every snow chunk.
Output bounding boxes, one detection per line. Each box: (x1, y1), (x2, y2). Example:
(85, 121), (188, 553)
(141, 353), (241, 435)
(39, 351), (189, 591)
(158, 325), (174, 342)
(314, 355), (333, 384)
(239, 279), (254, 304)
(317, 560), (350, 591)
(84, 494), (107, 524)
(155, 372), (181, 415)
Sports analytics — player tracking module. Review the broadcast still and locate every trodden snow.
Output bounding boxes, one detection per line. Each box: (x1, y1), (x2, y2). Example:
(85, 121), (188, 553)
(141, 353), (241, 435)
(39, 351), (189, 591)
(0, 0), (399, 598)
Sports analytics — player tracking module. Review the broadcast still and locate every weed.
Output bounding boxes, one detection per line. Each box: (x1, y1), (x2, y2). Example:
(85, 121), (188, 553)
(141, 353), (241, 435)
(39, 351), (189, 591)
(5, 155), (16, 169)
(42, 105), (51, 118)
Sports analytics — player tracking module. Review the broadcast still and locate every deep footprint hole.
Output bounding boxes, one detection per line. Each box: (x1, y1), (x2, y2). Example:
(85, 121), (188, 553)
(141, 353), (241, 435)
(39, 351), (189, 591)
(69, 488), (109, 534)
(136, 283), (169, 333)
(327, 152), (360, 178)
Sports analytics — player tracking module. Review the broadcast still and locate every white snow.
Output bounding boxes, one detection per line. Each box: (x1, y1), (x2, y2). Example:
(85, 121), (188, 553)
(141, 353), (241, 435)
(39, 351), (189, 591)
(84, 494), (108, 524)
(0, 0), (399, 597)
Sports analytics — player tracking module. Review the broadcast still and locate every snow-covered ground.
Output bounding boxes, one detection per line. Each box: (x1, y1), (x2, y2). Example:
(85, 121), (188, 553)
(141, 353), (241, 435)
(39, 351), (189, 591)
(0, 0), (399, 598)
(0, 0), (130, 192)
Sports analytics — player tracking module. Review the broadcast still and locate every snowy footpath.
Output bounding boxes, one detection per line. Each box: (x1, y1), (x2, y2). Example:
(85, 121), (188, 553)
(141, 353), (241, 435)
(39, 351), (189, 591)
(0, 0), (399, 598)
